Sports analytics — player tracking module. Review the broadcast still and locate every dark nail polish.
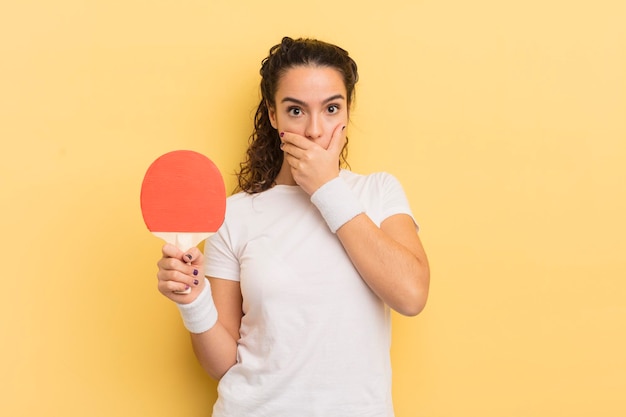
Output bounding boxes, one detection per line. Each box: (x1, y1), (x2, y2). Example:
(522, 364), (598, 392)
(193, 279), (199, 286)
(280, 131), (285, 138)
(193, 269), (198, 276)
(185, 254), (192, 261)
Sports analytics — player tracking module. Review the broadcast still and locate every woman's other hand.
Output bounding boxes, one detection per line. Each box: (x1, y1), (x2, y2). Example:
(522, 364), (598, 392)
(280, 123), (346, 195)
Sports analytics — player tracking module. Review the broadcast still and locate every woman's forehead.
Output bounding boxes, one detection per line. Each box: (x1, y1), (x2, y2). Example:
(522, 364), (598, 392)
(276, 66), (347, 101)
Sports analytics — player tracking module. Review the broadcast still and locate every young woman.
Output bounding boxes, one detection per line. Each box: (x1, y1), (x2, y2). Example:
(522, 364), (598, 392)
(156, 37), (430, 416)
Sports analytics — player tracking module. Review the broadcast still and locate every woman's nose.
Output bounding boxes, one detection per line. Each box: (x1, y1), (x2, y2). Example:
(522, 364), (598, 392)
(304, 114), (323, 140)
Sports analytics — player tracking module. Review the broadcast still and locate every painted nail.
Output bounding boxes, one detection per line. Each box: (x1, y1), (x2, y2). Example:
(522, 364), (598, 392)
(280, 132), (285, 138)
(185, 254), (192, 261)
(185, 285), (191, 291)
(193, 279), (199, 286)
(193, 269), (198, 276)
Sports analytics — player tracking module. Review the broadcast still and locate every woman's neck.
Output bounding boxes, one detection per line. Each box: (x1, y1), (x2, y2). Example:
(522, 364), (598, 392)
(273, 159), (297, 186)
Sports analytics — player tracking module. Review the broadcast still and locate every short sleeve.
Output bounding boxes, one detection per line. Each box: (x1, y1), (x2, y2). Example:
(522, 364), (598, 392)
(379, 173), (420, 231)
(203, 221), (241, 281)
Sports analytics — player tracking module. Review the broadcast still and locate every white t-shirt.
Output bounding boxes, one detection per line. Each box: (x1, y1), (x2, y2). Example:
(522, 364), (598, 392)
(204, 170), (416, 417)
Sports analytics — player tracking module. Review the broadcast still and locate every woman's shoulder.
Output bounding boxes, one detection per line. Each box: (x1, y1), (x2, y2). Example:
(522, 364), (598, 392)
(224, 186), (306, 215)
(226, 190), (251, 203)
(224, 190), (257, 211)
(339, 169), (401, 188)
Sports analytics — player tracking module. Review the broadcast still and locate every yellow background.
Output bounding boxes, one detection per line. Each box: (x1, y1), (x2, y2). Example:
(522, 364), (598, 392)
(1, 1), (625, 416)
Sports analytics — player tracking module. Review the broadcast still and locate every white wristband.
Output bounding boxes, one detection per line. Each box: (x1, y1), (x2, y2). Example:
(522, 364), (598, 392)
(310, 176), (365, 233)
(176, 278), (218, 334)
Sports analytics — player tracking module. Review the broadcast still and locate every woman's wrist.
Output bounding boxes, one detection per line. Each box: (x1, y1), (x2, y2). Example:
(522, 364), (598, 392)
(310, 176), (365, 233)
(176, 278), (218, 334)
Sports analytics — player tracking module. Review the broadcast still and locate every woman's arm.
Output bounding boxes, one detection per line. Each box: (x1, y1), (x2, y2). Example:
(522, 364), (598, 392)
(336, 213), (430, 316)
(190, 278), (242, 380)
(157, 244), (242, 380)
(280, 127), (430, 316)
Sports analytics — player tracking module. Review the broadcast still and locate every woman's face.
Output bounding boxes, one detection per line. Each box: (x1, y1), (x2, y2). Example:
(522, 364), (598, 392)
(268, 65), (348, 150)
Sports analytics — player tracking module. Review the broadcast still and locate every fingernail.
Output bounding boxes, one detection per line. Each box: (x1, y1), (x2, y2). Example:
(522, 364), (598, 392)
(185, 254), (192, 261)
(185, 285), (191, 291)
(193, 279), (199, 286)
(280, 132), (285, 138)
(193, 269), (198, 276)
(280, 142), (284, 149)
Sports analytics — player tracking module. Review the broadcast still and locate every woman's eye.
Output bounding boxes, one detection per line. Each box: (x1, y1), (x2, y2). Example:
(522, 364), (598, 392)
(327, 105), (339, 114)
(288, 107), (302, 116)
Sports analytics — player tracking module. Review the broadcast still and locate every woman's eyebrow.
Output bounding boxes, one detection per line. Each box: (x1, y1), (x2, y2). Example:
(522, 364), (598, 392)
(280, 94), (346, 106)
(281, 97), (306, 106)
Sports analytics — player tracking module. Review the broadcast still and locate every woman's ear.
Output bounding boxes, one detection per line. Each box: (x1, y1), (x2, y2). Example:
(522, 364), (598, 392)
(267, 101), (277, 129)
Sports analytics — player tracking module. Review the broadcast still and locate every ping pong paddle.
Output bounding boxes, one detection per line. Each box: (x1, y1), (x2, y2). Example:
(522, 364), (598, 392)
(140, 150), (226, 294)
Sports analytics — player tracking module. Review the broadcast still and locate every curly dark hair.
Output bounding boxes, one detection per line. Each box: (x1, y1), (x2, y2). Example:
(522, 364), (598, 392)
(236, 37), (359, 194)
